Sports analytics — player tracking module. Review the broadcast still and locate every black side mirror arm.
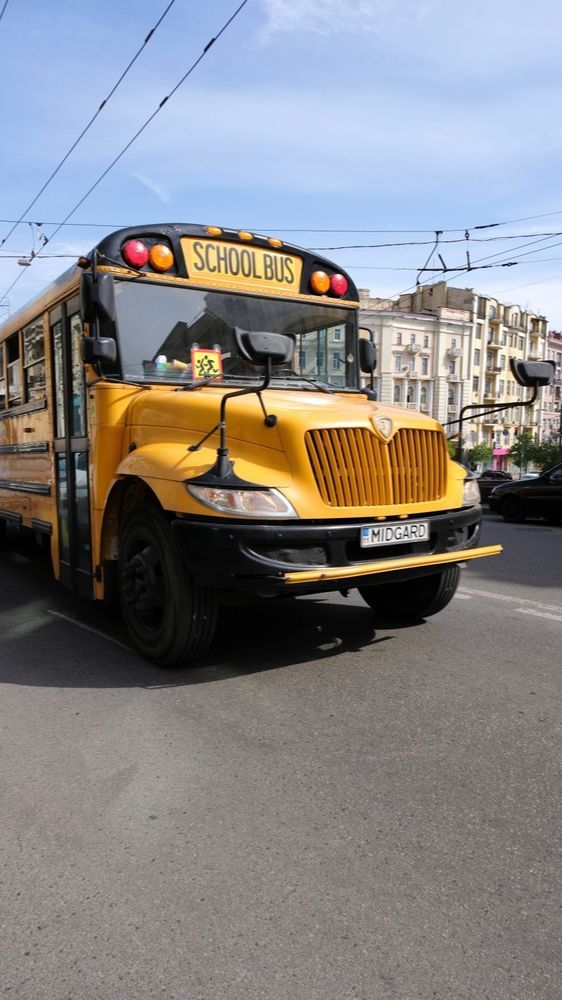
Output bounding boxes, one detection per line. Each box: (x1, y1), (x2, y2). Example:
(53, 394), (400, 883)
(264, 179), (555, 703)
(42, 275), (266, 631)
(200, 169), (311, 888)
(445, 390), (538, 463)
(187, 360), (276, 480)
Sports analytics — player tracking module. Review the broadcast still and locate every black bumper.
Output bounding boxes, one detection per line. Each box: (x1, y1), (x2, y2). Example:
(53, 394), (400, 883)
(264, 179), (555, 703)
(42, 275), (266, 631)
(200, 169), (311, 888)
(171, 506), (482, 596)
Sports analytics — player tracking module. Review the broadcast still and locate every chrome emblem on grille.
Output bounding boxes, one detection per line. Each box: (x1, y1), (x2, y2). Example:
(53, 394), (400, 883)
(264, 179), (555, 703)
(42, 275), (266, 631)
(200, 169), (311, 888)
(372, 416), (393, 439)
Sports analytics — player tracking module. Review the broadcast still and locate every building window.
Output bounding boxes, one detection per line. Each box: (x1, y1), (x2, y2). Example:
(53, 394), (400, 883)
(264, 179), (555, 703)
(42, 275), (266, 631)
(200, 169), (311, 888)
(410, 333), (416, 344)
(396, 332), (402, 345)
(407, 386), (414, 404)
(420, 385), (428, 407)
(393, 383), (402, 403)
(421, 356), (428, 375)
(394, 354), (403, 372)
(473, 376), (479, 392)
(333, 327), (342, 342)
(474, 349), (481, 365)
(449, 360), (456, 375)
(451, 338), (457, 349)
(423, 335), (429, 348)
(332, 352), (342, 370)
(408, 356), (415, 372)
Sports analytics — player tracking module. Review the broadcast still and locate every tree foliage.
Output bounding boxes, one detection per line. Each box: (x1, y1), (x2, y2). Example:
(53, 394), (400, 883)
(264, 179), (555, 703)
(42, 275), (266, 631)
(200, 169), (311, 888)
(467, 443), (492, 466)
(533, 439), (562, 472)
(508, 430), (535, 471)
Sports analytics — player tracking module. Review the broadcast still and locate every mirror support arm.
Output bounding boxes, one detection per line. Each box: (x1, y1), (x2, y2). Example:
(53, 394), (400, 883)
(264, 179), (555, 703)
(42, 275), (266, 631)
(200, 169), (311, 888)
(188, 359), (277, 478)
(444, 389), (539, 463)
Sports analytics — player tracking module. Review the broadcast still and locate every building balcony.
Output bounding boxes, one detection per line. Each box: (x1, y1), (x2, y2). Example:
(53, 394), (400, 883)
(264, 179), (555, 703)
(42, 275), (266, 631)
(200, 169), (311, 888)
(486, 338), (501, 350)
(405, 343), (421, 353)
(447, 347), (463, 357)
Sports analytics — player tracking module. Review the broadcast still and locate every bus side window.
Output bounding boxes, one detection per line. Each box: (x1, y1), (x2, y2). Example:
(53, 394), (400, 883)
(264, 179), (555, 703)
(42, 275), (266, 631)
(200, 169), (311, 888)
(7, 332), (22, 408)
(23, 319), (46, 404)
(0, 343), (5, 410)
(69, 312), (86, 437)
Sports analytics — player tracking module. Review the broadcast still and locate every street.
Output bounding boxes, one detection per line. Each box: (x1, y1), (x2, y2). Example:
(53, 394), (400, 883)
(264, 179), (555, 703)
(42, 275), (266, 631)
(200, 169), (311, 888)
(1, 513), (561, 1000)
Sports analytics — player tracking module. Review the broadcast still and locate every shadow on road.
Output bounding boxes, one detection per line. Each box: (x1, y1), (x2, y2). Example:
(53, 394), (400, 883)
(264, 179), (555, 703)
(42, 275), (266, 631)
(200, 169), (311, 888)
(0, 535), (400, 690)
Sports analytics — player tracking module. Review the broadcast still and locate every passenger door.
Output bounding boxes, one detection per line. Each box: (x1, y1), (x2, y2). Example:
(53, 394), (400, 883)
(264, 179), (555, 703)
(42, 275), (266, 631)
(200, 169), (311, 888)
(51, 296), (92, 597)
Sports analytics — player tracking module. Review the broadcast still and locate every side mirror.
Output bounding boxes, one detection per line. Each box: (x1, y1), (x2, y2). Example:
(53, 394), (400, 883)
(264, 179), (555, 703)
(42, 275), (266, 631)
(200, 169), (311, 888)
(235, 328), (295, 367)
(359, 337), (377, 374)
(81, 337), (117, 365)
(510, 358), (555, 387)
(80, 272), (116, 325)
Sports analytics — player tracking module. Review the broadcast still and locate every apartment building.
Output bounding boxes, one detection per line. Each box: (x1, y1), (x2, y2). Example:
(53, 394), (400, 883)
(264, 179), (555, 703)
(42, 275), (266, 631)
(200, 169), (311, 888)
(360, 282), (549, 469)
(542, 329), (562, 443)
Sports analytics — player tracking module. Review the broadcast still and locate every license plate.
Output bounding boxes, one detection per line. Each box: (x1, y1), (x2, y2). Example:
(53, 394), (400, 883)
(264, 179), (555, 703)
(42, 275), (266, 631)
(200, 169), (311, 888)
(360, 520), (429, 548)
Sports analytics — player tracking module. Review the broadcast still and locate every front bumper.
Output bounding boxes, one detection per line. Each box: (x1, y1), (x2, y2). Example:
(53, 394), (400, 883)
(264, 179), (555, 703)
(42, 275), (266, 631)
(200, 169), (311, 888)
(171, 505), (502, 596)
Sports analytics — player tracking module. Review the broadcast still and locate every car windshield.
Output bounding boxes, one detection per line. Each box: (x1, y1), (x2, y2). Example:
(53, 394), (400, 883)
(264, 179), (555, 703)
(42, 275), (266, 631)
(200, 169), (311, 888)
(110, 279), (358, 390)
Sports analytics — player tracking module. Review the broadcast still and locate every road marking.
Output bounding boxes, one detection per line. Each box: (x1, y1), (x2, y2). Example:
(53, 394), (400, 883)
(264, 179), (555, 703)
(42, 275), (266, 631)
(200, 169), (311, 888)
(47, 610), (131, 651)
(516, 608), (562, 623)
(459, 587), (562, 615)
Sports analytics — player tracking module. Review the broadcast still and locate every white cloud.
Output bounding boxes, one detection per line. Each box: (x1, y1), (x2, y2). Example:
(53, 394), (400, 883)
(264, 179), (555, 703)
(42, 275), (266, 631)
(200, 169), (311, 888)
(131, 173), (171, 204)
(259, 0), (430, 39)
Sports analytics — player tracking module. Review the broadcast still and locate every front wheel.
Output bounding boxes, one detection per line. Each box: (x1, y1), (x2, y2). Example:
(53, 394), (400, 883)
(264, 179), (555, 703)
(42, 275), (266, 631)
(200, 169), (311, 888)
(358, 565), (461, 621)
(119, 505), (217, 667)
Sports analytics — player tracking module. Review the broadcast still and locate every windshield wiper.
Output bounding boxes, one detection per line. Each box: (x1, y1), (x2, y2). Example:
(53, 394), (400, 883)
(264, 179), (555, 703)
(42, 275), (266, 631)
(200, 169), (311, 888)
(102, 375), (152, 390)
(272, 369), (334, 393)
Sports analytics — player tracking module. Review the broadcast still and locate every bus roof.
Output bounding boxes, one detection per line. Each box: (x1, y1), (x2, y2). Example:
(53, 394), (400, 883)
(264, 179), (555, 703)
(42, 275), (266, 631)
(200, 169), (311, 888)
(1, 223), (359, 338)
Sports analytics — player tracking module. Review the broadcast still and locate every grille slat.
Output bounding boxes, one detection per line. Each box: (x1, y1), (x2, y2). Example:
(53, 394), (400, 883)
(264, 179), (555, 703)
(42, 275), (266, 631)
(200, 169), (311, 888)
(306, 427), (447, 508)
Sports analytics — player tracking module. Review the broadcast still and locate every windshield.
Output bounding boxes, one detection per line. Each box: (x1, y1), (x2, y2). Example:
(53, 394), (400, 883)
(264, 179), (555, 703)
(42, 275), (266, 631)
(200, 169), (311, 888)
(111, 279), (358, 390)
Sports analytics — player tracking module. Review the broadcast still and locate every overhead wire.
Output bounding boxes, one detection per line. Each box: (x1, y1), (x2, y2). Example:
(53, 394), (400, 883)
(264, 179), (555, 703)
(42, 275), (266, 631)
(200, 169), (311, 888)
(0, 0), (250, 305)
(0, 1), (11, 26)
(0, 0), (177, 250)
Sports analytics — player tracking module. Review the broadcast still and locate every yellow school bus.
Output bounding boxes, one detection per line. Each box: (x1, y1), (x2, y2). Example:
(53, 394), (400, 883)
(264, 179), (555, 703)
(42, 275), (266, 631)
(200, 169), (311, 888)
(0, 223), (502, 665)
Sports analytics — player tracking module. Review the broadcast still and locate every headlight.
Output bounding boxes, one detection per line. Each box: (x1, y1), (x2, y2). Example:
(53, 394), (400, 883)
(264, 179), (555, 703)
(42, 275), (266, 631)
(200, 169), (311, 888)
(187, 484), (298, 518)
(462, 477), (481, 507)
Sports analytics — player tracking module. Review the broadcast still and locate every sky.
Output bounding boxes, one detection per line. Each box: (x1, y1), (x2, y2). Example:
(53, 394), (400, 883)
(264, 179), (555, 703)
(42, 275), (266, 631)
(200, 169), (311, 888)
(2, 0), (562, 327)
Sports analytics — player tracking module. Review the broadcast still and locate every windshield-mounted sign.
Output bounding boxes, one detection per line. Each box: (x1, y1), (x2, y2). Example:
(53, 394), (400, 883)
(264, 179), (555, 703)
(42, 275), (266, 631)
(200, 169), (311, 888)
(182, 238), (303, 294)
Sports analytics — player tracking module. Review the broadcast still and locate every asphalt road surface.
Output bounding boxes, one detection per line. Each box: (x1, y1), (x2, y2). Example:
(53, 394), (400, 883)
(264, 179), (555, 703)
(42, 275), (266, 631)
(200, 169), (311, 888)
(1, 513), (561, 1000)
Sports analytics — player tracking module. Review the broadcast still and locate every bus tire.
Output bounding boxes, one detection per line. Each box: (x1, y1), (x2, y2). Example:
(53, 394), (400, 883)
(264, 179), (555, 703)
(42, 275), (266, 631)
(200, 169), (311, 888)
(358, 565), (461, 621)
(119, 505), (217, 667)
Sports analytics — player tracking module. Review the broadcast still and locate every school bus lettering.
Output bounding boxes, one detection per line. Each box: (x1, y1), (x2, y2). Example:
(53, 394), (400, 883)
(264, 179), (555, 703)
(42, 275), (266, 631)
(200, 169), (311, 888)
(0, 222), (505, 670)
(183, 237), (302, 293)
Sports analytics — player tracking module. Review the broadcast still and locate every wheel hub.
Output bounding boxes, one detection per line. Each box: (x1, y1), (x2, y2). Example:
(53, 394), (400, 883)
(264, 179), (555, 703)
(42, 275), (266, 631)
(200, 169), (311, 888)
(122, 545), (160, 616)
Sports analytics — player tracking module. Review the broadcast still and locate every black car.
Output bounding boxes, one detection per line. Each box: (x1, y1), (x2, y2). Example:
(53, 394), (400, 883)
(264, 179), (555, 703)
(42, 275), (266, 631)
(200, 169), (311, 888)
(488, 462), (562, 523)
(476, 468), (512, 503)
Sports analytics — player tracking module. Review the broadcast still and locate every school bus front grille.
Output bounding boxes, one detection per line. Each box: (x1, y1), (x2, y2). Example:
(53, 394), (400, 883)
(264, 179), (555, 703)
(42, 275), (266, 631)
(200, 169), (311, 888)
(305, 427), (447, 507)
